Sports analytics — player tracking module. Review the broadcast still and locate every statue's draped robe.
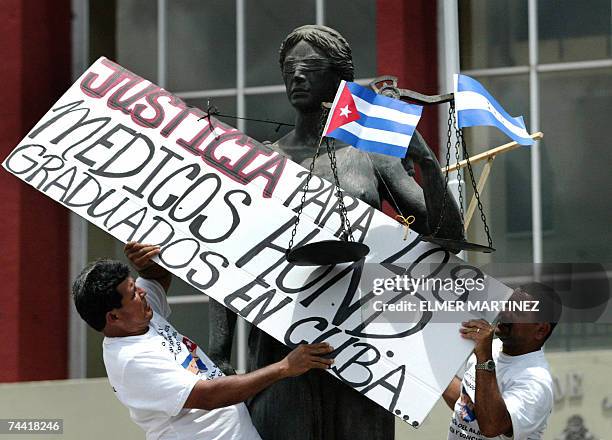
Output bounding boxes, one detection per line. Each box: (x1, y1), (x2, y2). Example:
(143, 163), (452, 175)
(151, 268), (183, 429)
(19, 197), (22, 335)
(246, 142), (395, 440)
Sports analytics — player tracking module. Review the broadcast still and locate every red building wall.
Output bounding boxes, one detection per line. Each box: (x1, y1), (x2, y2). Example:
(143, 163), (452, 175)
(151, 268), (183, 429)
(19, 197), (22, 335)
(377, 0), (439, 215)
(0, 0), (71, 382)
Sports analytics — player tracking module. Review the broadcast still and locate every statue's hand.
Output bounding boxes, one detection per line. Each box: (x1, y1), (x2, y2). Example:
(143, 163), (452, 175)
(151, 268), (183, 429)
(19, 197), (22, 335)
(404, 131), (435, 165)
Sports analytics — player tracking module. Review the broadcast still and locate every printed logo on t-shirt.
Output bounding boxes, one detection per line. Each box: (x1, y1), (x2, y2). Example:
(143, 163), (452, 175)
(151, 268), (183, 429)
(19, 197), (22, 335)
(155, 321), (222, 380)
(181, 336), (209, 375)
(458, 386), (476, 422)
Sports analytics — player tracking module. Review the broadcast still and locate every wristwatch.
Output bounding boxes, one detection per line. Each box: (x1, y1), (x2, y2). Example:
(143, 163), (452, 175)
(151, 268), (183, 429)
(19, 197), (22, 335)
(475, 360), (496, 372)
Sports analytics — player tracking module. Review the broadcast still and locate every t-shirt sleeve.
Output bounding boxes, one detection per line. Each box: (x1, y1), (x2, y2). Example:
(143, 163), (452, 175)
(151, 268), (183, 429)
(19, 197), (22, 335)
(136, 277), (171, 319)
(501, 371), (553, 440)
(117, 350), (200, 417)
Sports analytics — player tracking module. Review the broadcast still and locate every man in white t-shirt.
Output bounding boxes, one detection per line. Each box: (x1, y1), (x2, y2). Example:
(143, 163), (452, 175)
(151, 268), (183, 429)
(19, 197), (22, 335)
(72, 242), (335, 440)
(443, 283), (562, 440)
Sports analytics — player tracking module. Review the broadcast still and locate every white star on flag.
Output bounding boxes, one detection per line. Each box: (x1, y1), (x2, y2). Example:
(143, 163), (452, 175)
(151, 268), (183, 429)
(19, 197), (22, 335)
(339, 105), (351, 118)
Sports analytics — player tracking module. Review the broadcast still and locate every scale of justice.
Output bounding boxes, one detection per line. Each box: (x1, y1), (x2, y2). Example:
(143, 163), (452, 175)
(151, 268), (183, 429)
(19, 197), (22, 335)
(285, 75), (543, 266)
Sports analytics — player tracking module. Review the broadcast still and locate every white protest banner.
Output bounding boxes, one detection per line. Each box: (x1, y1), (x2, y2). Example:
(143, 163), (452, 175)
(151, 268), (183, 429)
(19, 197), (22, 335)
(2, 58), (512, 426)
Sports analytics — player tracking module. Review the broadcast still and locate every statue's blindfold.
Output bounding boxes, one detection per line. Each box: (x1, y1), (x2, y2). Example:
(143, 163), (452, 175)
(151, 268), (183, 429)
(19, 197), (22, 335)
(282, 58), (335, 75)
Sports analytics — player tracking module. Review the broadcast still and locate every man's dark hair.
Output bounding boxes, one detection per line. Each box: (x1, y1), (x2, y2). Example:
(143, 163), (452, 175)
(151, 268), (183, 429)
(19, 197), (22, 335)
(279, 24), (354, 81)
(516, 282), (562, 342)
(72, 260), (130, 332)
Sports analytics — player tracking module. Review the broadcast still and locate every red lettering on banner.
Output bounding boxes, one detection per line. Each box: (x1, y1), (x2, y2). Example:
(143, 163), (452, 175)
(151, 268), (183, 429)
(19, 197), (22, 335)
(80, 58), (286, 198)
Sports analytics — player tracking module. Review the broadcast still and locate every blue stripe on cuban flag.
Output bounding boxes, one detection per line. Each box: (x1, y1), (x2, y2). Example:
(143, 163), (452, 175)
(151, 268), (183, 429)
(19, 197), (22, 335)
(454, 74), (534, 146)
(326, 81), (423, 158)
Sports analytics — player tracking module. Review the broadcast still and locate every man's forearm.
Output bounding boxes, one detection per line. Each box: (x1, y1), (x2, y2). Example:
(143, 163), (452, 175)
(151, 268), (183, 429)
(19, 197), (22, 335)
(474, 368), (512, 437)
(184, 361), (288, 411)
(442, 376), (461, 410)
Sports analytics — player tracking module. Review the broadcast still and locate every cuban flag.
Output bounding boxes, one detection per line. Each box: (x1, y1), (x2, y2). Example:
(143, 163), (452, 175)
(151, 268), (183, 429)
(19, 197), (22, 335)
(454, 74), (534, 146)
(322, 81), (423, 158)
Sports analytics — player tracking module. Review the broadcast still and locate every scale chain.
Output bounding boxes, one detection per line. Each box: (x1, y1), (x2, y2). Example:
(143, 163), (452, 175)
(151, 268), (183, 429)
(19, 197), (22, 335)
(459, 132), (494, 248)
(431, 104), (454, 237)
(452, 109), (466, 226)
(286, 108), (329, 254)
(326, 138), (355, 241)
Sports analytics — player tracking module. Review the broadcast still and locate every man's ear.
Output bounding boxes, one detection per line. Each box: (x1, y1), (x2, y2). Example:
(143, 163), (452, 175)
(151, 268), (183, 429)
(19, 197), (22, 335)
(106, 311), (119, 327)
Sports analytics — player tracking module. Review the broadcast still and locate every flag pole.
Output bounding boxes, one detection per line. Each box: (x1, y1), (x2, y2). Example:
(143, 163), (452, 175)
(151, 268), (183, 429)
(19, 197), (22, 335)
(442, 132), (543, 173)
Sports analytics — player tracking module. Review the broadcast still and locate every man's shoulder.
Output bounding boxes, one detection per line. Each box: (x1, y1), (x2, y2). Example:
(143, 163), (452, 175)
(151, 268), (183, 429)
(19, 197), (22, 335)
(103, 329), (161, 366)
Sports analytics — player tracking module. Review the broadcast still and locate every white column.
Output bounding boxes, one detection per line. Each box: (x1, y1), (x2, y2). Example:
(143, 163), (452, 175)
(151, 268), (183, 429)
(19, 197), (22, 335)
(235, 0), (248, 373)
(316, 0), (325, 25)
(68, 0), (90, 379)
(528, 0), (543, 267)
(157, 0), (167, 88)
(438, 0), (465, 259)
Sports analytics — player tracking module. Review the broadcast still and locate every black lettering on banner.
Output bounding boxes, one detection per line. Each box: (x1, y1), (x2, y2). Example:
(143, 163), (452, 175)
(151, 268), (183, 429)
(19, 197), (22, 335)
(189, 189), (251, 243)
(284, 317), (332, 346)
(235, 216), (321, 297)
(284, 317), (358, 353)
(299, 259), (362, 308)
(332, 342), (380, 388)
(237, 290), (293, 326)
(135, 215), (176, 246)
(25, 154), (65, 189)
(28, 101), (87, 139)
(320, 194), (359, 235)
(186, 251), (229, 290)
(276, 263), (334, 294)
(147, 163), (200, 211)
(224, 278), (271, 313)
(169, 173), (221, 222)
(73, 123), (128, 167)
(288, 176), (334, 222)
(349, 206), (375, 243)
(87, 126), (155, 179)
(236, 216), (296, 268)
(360, 364), (406, 413)
(4, 144), (46, 175)
(62, 173), (103, 207)
(42, 166), (77, 199)
(108, 206), (148, 242)
(123, 145), (185, 198)
(26, 101), (113, 161)
(85, 191), (130, 227)
(282, 170), (325, 208)
(158, 238), (200, 269)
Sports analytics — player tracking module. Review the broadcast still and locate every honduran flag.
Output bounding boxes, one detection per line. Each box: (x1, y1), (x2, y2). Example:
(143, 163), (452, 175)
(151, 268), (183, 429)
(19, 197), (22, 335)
(322, 81), (423, 158)
(454, 74), (534, 146)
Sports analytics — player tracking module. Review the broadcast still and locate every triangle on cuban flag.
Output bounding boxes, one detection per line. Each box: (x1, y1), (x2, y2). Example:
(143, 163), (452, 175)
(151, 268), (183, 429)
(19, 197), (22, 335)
(323, 81), (360, 135)
(321, 80), (423, 158)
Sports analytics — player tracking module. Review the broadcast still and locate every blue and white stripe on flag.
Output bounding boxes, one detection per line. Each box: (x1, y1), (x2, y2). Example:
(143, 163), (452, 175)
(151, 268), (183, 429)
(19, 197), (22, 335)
(454, 74), (534, 146)
(323, 81), (423, 158)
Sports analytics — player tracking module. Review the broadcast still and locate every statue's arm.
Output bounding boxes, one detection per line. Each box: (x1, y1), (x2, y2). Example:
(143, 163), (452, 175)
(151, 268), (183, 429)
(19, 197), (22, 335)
(375, 130), (465, 240)
(208, 299), (238, 375)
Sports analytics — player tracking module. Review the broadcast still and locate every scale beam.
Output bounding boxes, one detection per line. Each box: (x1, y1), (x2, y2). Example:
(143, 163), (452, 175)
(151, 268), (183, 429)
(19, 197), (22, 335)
(370, 76), (454, 105)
